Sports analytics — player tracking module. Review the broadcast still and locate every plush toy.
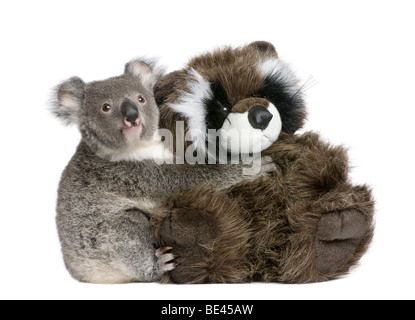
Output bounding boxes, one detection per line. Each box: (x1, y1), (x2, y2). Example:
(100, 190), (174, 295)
(152, 41), (375, 283)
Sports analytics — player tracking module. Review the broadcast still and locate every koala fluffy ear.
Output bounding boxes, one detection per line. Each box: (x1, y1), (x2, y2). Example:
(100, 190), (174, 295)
(51, 77), (85, 126)
(124, 58), (164, 89)
(248, 41), (278, 57)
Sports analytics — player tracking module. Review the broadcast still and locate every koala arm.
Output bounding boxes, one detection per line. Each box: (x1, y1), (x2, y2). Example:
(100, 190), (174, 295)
(193, 158), (276, 190)
(144, 157), (275, 197)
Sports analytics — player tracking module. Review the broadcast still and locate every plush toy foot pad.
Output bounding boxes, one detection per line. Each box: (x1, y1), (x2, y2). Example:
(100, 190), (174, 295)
(315, 207), (373, 275)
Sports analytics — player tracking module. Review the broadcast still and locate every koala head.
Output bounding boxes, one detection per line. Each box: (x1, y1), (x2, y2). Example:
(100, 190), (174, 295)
(155, 41), (305, 157)
(52, 59), (163, 160)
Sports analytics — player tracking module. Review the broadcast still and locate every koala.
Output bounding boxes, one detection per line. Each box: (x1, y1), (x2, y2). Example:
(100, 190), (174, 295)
(52, 58), (273, 284)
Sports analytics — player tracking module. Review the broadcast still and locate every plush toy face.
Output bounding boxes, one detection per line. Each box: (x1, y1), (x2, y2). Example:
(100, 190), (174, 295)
(218, 97), (282, 155)
(52, 59), (163, 159)
(155, 41), (306, 157)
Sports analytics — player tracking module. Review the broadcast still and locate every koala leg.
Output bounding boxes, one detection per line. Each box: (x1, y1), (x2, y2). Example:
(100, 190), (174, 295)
(152, 185), (252, 284)
(59, 205), (170, 284)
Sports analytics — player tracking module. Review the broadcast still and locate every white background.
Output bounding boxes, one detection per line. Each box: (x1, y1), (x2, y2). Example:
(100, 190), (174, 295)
(1, 0), (414, 300)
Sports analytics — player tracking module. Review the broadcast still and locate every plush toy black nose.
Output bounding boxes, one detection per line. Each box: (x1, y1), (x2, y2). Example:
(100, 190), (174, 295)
(248, 105), (273, 130)
(121, 99), (139, 124)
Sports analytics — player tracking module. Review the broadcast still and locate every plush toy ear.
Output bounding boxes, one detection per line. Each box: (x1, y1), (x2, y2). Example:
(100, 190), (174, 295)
(153, 70), (186, 106)
(124, 58), (164, 89)
(51, 77), (85, 126)
(248, 41), (278, 57)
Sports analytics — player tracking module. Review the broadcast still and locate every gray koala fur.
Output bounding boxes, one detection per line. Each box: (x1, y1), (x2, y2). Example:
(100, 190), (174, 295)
(52, 58), (269, 283)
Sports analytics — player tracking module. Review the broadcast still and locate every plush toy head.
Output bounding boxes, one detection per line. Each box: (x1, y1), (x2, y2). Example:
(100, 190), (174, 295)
(155, 41), (306, 156)
(51, 59), (164, 161)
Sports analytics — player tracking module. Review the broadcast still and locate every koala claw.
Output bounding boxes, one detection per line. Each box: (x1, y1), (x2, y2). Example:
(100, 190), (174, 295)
(262, 163), (277, 174)
(257, 155), (277, 172)
(156, 247), (177, 272)
(156, 246), (173, 256)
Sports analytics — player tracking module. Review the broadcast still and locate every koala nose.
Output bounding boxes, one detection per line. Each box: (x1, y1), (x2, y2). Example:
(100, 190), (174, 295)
(248, 105), (273, 130)
(121, 99), (139, 124)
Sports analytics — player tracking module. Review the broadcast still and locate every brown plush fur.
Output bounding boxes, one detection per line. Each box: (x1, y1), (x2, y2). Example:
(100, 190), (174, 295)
(152, 42), (374, 283)
(232, 98), (270, 113)
(187, 45), (275, 106)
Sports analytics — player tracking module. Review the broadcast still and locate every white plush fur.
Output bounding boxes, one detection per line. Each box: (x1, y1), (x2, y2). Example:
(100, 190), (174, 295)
(167, 68), (211, 151)
(258, 58), (301, 96)
(218, 103), (281, 155)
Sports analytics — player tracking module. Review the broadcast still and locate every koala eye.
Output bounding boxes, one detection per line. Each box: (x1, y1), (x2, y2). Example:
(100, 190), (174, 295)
(102, 103), (112, 113)
(138, 95), (146, 104)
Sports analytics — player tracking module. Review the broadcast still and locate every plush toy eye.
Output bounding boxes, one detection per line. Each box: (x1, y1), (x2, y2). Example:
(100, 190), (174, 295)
(138, 95), (146, 104)
(102, 103), (112, 113)
(222, 106), (230, 114)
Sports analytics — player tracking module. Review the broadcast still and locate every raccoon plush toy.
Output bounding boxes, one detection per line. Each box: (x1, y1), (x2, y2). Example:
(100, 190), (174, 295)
(152, 41), (375, 284)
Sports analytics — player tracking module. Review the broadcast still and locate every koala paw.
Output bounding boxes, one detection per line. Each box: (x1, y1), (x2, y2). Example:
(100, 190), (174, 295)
(260, 155), (277, 173)
(315, 207), (372, 275)
(242, 155), (277, 178)
(156, 246), (179, 273)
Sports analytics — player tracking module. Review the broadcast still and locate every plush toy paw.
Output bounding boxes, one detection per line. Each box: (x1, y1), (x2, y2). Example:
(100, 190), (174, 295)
(156, 246), (179, 273)
(315, 207), (374, 275)
(157, 208), (220, 283)
(153, 185), (252, 284)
